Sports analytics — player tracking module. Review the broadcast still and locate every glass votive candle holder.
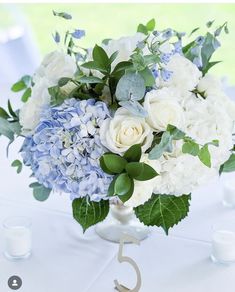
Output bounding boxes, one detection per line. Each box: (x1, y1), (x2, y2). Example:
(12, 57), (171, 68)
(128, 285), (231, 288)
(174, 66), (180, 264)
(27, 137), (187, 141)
(3, 216), (32, 260)
(211, 222), (235, 264)
(222, 178), (235, 208)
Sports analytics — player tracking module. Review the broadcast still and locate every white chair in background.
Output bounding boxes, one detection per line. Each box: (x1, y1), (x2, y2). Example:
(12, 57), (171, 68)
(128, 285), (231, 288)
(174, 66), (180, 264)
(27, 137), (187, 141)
(0, 4), (40, 89)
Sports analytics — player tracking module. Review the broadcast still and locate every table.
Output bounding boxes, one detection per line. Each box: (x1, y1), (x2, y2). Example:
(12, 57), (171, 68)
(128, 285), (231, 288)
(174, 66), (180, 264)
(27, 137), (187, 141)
(0, 84), (235, 292)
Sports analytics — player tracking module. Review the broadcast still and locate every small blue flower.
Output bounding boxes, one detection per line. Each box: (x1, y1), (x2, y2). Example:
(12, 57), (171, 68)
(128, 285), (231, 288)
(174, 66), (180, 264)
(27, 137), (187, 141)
(71, 29), (85, 39)
(53, 31), (60, 43)
(162, 28), (173, 39)
(195, 36), (205, 46)
(160, 53), (171, 65)
(161, 68), (173, 82)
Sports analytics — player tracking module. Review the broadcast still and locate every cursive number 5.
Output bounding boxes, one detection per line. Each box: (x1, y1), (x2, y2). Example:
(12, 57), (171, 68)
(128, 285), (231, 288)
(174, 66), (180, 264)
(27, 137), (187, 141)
(114, 234), (141, 292)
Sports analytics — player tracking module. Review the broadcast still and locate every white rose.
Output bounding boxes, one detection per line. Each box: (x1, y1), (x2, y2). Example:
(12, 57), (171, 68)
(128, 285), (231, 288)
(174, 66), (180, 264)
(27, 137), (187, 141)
(158, 54), (202, 97)
(102, 33), (145, 69)
(100, 108), (153, 154)
(197, 74), (222, 97)
(19, 78), (50, 134)
(34, 50), (77, 85)
(144, 88), (185, 132)
(84, 33), (146, 79)
(124, 180), (154, 208)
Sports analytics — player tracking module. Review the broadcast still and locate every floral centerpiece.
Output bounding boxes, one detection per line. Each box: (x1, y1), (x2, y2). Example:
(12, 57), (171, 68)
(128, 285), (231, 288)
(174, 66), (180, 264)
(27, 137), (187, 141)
(1, 13), (235, 235)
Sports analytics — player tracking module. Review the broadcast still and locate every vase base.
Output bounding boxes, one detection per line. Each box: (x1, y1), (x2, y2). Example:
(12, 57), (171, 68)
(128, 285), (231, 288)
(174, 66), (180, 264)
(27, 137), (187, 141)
(95, 218), (150, 243)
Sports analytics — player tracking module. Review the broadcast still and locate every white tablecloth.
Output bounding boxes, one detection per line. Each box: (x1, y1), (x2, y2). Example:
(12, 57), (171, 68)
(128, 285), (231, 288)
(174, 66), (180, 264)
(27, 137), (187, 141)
(1, 84), (235, 291)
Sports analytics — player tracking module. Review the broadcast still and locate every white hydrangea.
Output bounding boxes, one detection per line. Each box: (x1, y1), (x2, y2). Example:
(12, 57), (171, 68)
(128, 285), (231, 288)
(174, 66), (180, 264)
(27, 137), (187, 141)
(19, 78), (51, 135)
(20, 51), (77, 134)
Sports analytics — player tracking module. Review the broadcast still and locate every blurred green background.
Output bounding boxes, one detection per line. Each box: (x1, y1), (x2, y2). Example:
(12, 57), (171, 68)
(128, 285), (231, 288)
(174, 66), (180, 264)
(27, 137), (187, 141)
(1, 3), (235, 82)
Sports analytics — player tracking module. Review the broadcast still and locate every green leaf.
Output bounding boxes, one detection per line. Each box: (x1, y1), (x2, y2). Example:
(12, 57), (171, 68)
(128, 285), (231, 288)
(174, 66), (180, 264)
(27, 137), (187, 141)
(119, 178), (134, 203)
(135, 163), (158, 181)
(220, 153), (235, 173)
(30, 183), (51, 201)
(126, 162), (158, 181)
(72, 197), (109, 232)
(79, 76), (104, 84)
(58, 77), (71, 87)
(149, 131), (173, 160)
(11, 80), (26, 92)
(115, 72), (145, 101)
(21, 88), (31, 102)
(107, 176), (118, 197)
(146, 19), (155, 31)
(81, 61), (108, 74)
(0, 107), (10, 119)
(189, 27), (200, 37)
(134, 194), (191, 234)
(206, 20), (215, 28)
(100, 154), (127, 174)
(202, 61), (222, 75)
(109, 51), (118, 63)
(52, 10), (72, 20)
(111, 61), (133, 75)
(139, 67), (155, 87)
(0, 117), (14, 140)
(123, 144), (141, 162)
(137, 24), (148, 35)
(92, 44), (110, 73)
(166, 125), (185, 140)
(182, 141), (200, 156)
(201, 32), (220, 71)
(125, 162), (144, 178)
(114, 173), (132, 197)
(8, 100), (17, 118)
(198, 144), (211, 167)
(8, 121), (21, 135)
(11, 159), (22, 174)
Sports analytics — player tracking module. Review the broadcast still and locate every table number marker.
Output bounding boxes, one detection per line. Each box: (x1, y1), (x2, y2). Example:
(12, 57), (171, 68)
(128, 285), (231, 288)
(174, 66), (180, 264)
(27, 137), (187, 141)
(114, 234), (142, 292)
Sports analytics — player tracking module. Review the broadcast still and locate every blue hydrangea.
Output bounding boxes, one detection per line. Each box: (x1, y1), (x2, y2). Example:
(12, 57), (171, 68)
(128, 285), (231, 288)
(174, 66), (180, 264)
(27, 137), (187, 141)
(21, 98), (112, 202)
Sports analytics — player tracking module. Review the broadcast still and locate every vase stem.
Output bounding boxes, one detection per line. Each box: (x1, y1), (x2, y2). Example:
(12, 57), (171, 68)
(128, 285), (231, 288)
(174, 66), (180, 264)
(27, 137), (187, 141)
(95, 204), (150, 243)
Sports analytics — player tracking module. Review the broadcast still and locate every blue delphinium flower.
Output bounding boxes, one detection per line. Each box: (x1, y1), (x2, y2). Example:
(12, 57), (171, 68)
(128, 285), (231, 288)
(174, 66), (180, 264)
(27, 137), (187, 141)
(21, 98), (112, 202)
(160, 68), (173, 81)
(71, 29), (85, 39)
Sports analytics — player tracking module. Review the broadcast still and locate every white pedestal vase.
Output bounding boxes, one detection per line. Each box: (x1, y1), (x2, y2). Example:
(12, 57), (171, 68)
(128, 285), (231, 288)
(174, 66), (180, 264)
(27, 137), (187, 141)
(95, 203), (150, 243)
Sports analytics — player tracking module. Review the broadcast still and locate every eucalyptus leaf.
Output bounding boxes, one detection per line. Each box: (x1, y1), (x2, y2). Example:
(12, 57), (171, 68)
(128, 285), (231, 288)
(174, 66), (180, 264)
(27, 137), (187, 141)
(198, 144), (211, 167)
(119, 100), (147, 118)
(182, 141), (200, 156)
(21, 88), (32, 103)
(11, 159), (22, 174)
(32, 183), (51, 201)
(139, 67), (155, 87)
(149, 131), (173, 160)
(115, 72), (145, 101)
(79, 76), (104, 84)
(219, 153), (235, 173)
